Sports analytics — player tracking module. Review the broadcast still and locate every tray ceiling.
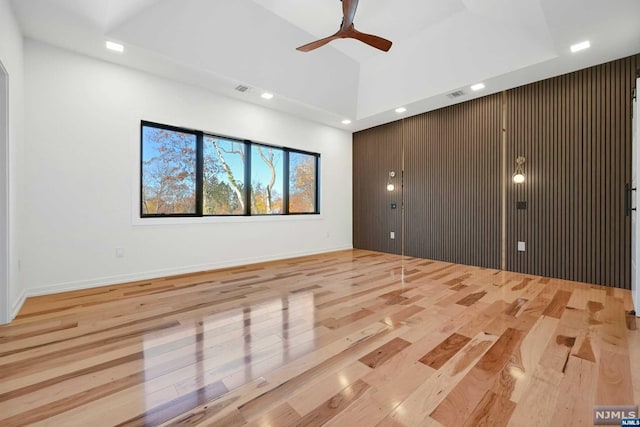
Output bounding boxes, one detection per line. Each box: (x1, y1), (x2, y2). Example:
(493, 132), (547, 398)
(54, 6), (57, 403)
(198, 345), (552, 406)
(11, 0), (640, 130)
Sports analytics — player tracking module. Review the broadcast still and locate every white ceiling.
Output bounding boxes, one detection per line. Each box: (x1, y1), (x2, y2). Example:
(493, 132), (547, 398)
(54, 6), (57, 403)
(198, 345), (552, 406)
(10, 0), (640, 131)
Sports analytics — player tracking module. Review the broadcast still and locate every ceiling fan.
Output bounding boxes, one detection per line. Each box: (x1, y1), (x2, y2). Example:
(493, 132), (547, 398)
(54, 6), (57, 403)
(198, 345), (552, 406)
(296, 0), (392, 53)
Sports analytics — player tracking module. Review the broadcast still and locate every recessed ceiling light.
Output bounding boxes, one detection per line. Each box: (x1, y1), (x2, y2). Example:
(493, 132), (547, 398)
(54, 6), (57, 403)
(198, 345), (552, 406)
(261, 92), (274, 100)
(470, 83), (485, 91)
(395, 107), (407, 114)
(570, 40), (590, 53)
(341, 119), (352, 125)
(105, 41), (124, 53)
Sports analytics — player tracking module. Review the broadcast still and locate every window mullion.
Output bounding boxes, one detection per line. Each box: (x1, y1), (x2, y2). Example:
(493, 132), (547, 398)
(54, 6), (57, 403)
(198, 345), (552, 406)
(283, 150), (290, 215)
(245, 140), (252, 216)
(195, 131), (204, 216)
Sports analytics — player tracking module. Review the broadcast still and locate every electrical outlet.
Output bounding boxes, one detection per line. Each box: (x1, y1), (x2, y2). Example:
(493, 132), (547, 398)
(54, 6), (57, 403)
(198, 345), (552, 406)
(518, 241), (526, 252)
(390, 231), (395, 240)
(115, 248), (125, 258)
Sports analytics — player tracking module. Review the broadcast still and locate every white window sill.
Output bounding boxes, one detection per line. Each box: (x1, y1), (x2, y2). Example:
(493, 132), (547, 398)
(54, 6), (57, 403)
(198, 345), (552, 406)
(131, 214), (324, 226)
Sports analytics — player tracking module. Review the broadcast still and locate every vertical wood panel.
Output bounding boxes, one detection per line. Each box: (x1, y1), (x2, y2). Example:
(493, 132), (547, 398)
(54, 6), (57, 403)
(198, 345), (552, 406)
(506, 55), (639, 289)
(403, 94), (503, 268)
(353, 122), (403, 254)
(402, 105), (443, 261)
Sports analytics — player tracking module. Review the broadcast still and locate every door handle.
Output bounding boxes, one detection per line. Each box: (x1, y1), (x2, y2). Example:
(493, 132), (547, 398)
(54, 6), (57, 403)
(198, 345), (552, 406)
(626, 183), (637, 216)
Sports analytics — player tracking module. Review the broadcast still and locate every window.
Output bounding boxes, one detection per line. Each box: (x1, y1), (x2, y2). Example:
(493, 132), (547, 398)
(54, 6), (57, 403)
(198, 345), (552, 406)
(251, 145), (283, 215)
(141, 124), (197, 215)
(289, 151), (318, 214)
(203, 136), (246, 215)
(140, 121), (320, 217)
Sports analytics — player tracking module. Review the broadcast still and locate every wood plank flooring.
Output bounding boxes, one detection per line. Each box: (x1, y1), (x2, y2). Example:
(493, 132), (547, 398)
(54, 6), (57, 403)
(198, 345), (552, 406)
(0, 249), (638, 426)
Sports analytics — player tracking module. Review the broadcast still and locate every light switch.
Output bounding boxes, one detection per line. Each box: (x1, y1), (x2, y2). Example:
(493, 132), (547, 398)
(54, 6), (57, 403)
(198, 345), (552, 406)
(517, 241), (526, 252)
(390, 231), (395, 240)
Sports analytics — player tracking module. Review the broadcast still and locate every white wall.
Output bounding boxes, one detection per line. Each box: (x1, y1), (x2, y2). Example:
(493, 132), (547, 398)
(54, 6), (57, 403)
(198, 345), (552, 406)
(22, 40), (352, 296)
(0, 0), (24, 323)
(634, 78), (640, 315)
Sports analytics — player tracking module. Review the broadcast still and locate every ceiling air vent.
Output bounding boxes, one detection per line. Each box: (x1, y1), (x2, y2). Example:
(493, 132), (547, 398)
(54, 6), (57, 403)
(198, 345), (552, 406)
(447, 90), (465, 99)
(235, 85), (250, 93)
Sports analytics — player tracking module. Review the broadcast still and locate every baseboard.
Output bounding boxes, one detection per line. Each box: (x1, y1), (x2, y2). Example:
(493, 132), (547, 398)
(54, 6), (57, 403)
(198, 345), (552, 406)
(11, 289), (26, 319)
(23, 245), (353, 298)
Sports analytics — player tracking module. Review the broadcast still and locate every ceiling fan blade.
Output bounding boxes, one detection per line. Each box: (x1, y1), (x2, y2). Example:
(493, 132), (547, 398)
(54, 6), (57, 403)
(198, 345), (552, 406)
(342, 0), (359, 30)
(296, 0), (392, 53)
(350, 28), (393, 52)
(296, 34), (341, 52)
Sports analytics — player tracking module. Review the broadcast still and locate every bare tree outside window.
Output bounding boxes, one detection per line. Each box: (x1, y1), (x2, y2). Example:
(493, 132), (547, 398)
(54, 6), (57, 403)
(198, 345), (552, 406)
(251, 145), (283, 214)
(142, 127), (197, 215)
(140, 122), (319, 218)
(203, 137), (245, 215)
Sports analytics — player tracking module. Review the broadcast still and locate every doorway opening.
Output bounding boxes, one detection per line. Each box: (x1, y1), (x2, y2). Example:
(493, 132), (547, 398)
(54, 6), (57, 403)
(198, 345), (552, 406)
(0, 61), (9, 324)
(632, 78), (639, 315)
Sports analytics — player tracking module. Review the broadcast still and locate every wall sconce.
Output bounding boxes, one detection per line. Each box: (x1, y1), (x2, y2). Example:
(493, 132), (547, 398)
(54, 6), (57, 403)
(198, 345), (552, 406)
(512, 156), (525, 184)
(387, 171), (396, 191)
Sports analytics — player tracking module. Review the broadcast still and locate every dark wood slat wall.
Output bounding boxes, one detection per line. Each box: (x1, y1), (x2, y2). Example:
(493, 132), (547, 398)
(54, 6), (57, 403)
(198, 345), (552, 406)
(403, 95), (503, 268)
(402, 110), (442, 262)
(507, 55), (639, 289)
(353, 53), (639, 289)
(353, 122), (403, 254)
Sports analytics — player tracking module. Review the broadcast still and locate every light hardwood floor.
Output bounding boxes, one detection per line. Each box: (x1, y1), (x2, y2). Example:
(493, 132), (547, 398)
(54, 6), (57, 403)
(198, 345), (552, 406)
(1, 249), (638, 426)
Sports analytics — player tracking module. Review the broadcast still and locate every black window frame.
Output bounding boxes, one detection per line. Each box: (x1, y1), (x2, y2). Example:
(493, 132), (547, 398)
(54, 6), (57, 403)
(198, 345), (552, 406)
(202, 133), (249, 217)
(140, 120), (320, 218)
(287, 148), (321, 215)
